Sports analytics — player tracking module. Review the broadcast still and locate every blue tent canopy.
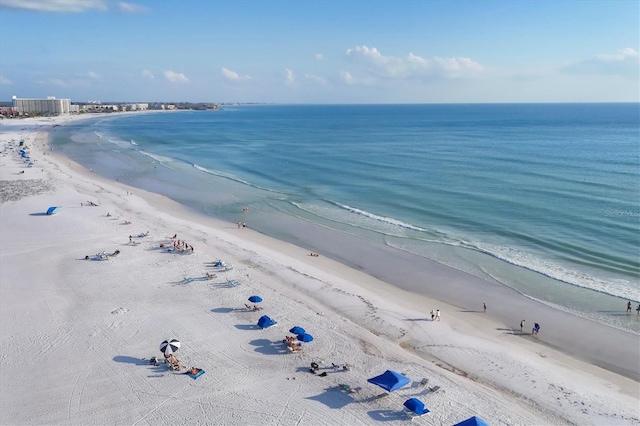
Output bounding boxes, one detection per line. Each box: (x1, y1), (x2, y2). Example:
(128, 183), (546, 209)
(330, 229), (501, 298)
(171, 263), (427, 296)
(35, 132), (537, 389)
(297, 333), (313, 342)
(257, 315), (276, 329)
(46, 206), (60, 215)
(453, 416), (490, 426)
(289, 326), (305, 335)
(367, 370), (410, 392)
(248, 295), (262, 303)
(403, 398), (430, 415)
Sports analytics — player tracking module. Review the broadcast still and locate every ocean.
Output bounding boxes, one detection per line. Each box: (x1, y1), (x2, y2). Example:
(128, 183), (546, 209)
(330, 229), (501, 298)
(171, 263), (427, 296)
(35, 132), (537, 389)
(50, 104), (640, 334)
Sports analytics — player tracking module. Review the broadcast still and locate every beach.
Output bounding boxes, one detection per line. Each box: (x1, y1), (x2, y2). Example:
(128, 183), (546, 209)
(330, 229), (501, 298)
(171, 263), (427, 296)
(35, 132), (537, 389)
(1, 115), (638, 426)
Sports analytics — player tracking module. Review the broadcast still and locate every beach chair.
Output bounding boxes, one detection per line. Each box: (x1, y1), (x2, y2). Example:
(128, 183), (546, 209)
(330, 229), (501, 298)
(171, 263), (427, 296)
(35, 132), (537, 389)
(337, 384), (361, 394)
(227, 279), (240, 287)
(412, 378), (429, 388)
(426, 385), (441, 395)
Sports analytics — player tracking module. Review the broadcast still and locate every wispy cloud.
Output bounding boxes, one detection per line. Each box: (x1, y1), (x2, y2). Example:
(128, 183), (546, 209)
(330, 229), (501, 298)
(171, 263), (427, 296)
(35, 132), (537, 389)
(562, 48), (639, 79)
(39, 78), (70, 87)
(164, 70), (189, 83)
(345, 45), (483, 80)
(87, 71), (100, 79)
(0, 75), (13, 85)
(285, 68), (295, 87)
(141, 69), (155, 79)
(117, 2), (148, 14)
(0, 0), (107, 12)
(315, 53), (324, 61)
(221, 67), (251, 81)
(339, 71), (374, 85)
(305, 73), (327, 85)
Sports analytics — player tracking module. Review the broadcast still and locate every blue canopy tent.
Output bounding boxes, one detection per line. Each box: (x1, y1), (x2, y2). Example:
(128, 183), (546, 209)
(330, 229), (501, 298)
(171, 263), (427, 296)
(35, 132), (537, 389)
(289, 326), (305, 335)
(296, 333), (314, 342)
(403, 398), (430, 416)
(367, 370), (410, 392)
(46, 206), (61, 215)
(257, 315), (277, 329)
(453, 416), (490, 426)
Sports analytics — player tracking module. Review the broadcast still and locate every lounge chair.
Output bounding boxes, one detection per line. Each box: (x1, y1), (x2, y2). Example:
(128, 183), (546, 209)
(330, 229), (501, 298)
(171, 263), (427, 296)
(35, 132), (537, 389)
(227, 279), (240, 287)
(427, 385), (441, 395)
(412, 378), (429, 388)
(338, 384), (361, 394)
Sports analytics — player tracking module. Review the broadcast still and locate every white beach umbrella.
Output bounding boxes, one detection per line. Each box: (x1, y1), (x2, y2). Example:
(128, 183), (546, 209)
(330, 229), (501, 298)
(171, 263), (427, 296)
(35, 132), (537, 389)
(160, 339), (181, 355)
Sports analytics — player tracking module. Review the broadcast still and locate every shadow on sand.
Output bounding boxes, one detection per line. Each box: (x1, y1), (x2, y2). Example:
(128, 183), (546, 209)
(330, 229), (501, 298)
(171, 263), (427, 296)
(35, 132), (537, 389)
(211, 307), (234, 313)
(367, 409), (407, 421)
(235, 324), (260, 331)
(113, 355), (151, 366)
(247, 339), (289, 355)
(306, 387), (355, 409)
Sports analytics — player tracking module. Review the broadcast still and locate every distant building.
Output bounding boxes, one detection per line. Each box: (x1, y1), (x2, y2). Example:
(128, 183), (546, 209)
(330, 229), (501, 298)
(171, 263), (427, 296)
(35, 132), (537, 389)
(127, 103), (148, 111)
(12, 96), (71, 116)
(80, 104), (119, 113)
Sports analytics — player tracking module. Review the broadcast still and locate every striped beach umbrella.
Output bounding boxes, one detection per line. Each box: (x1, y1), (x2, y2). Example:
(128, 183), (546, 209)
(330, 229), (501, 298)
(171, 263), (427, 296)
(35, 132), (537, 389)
(160, 339), (181, 355)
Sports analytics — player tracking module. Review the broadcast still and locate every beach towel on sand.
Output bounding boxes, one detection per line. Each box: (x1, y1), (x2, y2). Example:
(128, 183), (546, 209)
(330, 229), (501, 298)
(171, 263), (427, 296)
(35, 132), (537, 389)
(185, 369), (205, 379)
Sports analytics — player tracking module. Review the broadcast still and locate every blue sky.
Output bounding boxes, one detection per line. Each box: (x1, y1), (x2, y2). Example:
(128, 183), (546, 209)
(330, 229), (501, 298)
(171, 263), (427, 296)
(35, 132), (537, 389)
(0, 0), (638, 103)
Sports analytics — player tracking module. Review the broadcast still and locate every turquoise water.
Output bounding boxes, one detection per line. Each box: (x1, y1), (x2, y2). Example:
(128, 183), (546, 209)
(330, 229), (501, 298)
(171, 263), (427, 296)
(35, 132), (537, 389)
(51, 104), (640, 332)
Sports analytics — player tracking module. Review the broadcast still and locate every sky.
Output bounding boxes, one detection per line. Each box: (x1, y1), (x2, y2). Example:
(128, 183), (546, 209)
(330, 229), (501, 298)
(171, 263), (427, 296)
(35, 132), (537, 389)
(0, 0), (638, 104)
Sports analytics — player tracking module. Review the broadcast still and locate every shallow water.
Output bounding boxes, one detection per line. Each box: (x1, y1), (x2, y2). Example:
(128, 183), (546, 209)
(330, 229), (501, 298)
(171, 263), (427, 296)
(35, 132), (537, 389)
(51, 104), (640, 334)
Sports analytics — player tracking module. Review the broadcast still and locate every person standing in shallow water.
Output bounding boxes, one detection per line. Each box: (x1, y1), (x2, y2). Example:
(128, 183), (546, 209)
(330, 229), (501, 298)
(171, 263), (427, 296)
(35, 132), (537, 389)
(520, 319), (525, 332)
(626, 301), (632, 313)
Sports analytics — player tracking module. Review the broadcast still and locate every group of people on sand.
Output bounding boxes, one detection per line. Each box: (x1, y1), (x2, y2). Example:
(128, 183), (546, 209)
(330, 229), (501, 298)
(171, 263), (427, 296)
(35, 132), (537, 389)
(169, 235), (194, 252)
(244, 303), (261, 311)
(160, 353), (200, 376)
(429, 309), (441, 321)
(284, 335), (302, 352)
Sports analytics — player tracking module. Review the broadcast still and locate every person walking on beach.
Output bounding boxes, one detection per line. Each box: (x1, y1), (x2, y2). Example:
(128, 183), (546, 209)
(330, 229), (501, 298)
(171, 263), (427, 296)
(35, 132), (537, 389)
(520, 319), (525, 332)
(436, 309), (441, 321)
(532, 323), (540, 335)
(483, 302), (487, 313)
(626, 301), (632, 313)
(430, 310), (435, 321)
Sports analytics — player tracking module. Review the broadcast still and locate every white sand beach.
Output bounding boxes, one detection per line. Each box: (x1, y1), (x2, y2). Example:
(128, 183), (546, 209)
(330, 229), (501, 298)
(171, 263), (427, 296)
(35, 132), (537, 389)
(1, 115), (638, 426)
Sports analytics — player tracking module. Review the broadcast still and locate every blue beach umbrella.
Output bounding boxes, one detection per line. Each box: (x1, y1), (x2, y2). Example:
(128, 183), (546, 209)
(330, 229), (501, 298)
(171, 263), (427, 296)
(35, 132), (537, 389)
(289, 326), (305, 335)
(367, 370), (410, 393)
(257, 315), (277, 329)
(453, 416), (490, 426)
(248, 295), (263, 303)
(297, 333), (314, 342)
(46, 206), (60, 215)
(403, 398), (430, 416)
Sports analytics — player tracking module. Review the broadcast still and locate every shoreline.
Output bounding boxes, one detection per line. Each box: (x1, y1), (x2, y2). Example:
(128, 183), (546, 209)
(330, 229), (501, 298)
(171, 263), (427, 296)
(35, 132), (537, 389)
(1, 115), (639, 425)
(42, 116), (640, 380)
(47, 113), (640, 380)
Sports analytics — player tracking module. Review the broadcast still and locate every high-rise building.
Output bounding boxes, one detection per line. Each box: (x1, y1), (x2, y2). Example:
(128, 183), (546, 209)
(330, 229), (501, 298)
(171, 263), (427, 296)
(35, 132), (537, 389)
(12, 96), (71, 115)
